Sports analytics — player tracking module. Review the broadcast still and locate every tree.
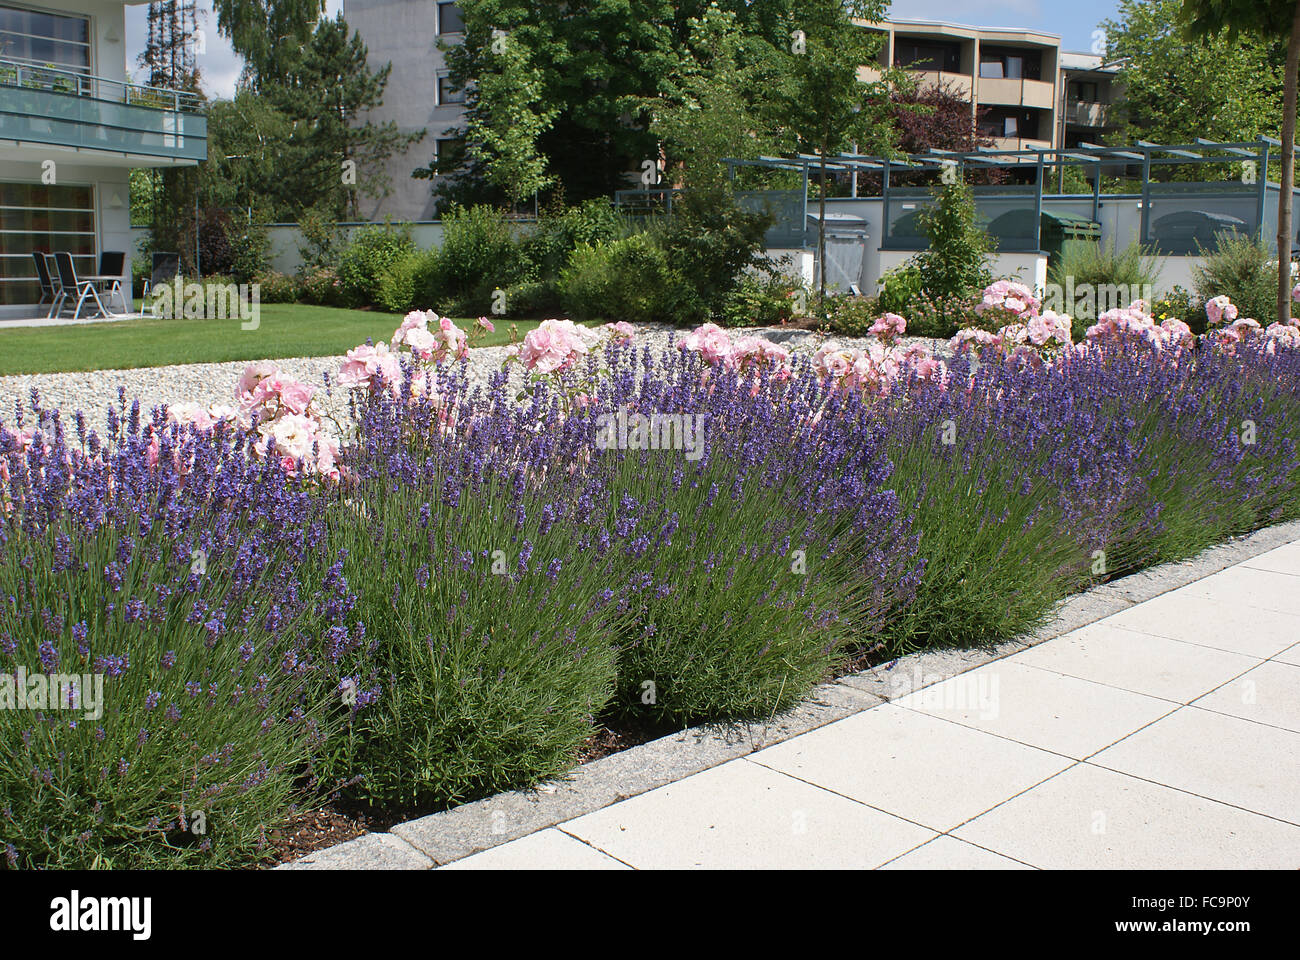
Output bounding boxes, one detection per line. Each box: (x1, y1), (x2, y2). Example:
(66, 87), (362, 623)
(1105, 1), (1284, 166)
(210, 0), (325, 88)
(768, 0), (896, 305)
(1180, 0), (1300, 324)
(268, 14), (423, 219)
(644, 6), (785, 188)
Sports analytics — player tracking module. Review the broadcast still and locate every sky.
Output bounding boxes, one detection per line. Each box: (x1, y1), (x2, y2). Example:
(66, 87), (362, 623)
(126, 0), (1125, 100)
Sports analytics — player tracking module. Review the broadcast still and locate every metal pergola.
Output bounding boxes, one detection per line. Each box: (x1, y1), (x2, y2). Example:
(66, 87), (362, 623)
(715, 139), (1283, 252)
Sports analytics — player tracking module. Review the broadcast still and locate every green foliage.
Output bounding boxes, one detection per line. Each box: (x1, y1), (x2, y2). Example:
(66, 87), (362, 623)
(226, 215), (273, 285)
(824, 295), (880, 337)
(646, 187), (773, 323)
(1153, 285), (1204, 331)
(424, 205), (529, 313)
(520, 198), (627, 281)
(254, 270), (301, 304)
(296, 208), (347, 273)
(299, 266), (343, 307)
(559, 235), (684, 324)
(1105, 0), (1286, 158)
(1193, 234), (1287, 322)
(877, 262), (926, 316)
(720, 271), (809, 328)
(1048, 238), (1163, 337)
(898, 180), (995, 331)
(324, 479), (619, 808)
(336, 225), (415, 308)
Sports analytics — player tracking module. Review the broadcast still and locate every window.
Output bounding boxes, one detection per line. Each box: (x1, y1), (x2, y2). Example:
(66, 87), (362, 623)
(434, 137), (466, 175)
(437, 73), (465, 105)
(0, 181), (95, 306)
(1071, 81), (1100, 103)
(437, 2), (464, 35)
(0, 3), (90, 74)
(977, 108), (1040, 140)
(980, 46), (1042, 81)
(894, 39), (961, 74)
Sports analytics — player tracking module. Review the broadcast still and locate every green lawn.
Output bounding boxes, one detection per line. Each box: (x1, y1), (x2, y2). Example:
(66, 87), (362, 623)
(0, 305), (541, 375)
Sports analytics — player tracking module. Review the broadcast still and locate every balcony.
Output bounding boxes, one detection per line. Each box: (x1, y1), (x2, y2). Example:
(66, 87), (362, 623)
(979, 76), (1055, 110)
(1067, 101), (1111, 128)
(0, 59), (206, 165)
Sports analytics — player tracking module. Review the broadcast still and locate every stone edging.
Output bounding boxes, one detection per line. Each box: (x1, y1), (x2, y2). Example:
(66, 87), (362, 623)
(279, 518), (1300, 870)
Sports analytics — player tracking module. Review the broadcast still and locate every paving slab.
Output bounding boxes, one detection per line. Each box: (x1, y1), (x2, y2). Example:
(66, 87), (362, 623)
(892, 660), (1176, 760)
(1008, 623), (1260, 703)
(1192, 660), (1300, 734)
(1178, 566), (1300, 617)
(1241, 540), (1300, 577)
(1089, 707), (1300, 825)
(561, 758), (936, 869)
(953, 763), (1300, 869)
(1099, 590), (1300, 659)
(749, 703), (1072, 832)
(878, 835), (1035, 870)
(1275, 643), (1300, 667)
(439, 828), (629, 870)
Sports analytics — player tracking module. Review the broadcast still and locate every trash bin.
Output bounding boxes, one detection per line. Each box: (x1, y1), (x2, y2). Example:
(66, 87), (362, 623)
(1040, 210), (1102, 264)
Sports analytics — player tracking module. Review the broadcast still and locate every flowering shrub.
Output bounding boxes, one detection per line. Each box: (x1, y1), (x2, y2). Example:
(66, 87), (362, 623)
(0, 398), (366, 868)
(6, 287), (1300, 866)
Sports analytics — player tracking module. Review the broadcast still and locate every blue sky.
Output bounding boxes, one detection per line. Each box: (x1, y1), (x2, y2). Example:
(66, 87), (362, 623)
(127, 0), (1125, 100)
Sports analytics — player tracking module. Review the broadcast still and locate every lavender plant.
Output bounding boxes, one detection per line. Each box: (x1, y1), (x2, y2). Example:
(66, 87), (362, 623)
(0, 398), (364, 869)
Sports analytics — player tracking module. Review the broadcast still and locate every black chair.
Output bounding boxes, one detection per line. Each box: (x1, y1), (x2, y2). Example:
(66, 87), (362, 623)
(31, 252), (58, 317)
(141, 251), (180, 315)
(96, 250), (128, 313)
(53, 252), (108, 320)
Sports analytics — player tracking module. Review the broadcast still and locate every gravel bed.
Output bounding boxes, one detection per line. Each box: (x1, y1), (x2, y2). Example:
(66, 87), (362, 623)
(0, 324), (950, 430)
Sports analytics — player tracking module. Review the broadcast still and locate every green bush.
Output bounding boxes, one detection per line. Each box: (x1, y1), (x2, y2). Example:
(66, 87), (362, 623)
(299, 266), (342, 306)
(373, 250), (433, 314)
(911, 181), (994, 329)
(254, 270), (300, 304)
(499, 279), (560, 318)
(1193, 234), (1287, 323)
(648, 187), (773, 324)
(324, 478), (620, 808)
(226, 217), (272, 285)
(1153, 285), (1204, 333)
(336, 224), (415, 308)
(825, 294), (880, 337)
(425, 205), (529, 313)
(558, 235), (685, 324)
(877, 262), (925, 316)
(521, 198), (626, 281)
(1047, 238), (1162, 337)
(720, 271), (809, 328)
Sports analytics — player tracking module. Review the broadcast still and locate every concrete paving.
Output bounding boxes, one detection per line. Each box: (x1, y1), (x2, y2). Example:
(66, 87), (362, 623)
(444, 548), (1300, 870)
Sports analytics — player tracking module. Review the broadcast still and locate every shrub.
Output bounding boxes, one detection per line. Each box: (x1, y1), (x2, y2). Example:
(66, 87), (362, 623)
(558, 235), (684, 324)
(325, 378), (625, 807)
(1193, 234), (1284, 324)
(296, 208), (345, 273)
(521, 198), (626, 281)
(877, 261), (925, 316)
(1153, 285), (1203, 333)
(254, 270), (300, 304)
(824, 294), (879, 337)
(425, 205), (529, 313)
(299, 266), (342, 306)
(373, 251), (421, 314)
(720, 271), (809, 328)
(0, 405), (364, 868)
(1047, 238), (1162, 338)
(336, 224), (415, 308)
(913, 181), (994, 309)
(648, 187), (773, 323)
(499, 279), (560, 318)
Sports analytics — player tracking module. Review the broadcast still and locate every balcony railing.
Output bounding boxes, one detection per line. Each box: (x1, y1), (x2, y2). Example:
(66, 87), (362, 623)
(0, 58), (206, 162)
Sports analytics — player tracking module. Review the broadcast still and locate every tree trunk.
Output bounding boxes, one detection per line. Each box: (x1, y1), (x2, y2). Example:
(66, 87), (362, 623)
(818, 148), (828, 310)
(1278, 1), (1300, 324)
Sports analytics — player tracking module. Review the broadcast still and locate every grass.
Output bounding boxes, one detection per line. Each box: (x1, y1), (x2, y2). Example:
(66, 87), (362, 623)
(0, 304), (541, 375)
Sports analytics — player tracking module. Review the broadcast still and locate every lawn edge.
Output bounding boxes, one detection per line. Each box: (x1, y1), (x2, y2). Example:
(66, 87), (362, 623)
(279, 516), (1300, 871)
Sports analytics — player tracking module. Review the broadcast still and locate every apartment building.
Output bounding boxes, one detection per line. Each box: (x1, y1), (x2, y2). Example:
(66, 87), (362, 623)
(861, 18), (1122, 154)
(0, 0), (206, 314)
(344, 0), (465, 221)
(346, 9), (1124, 221)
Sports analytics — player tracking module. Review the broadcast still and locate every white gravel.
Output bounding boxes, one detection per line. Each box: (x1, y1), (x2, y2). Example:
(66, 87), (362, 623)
(0, 324), (947, 431)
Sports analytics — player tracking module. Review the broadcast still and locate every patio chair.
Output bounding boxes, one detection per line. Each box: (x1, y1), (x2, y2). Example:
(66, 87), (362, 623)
(96, 250), (128, 313)
(53, 252), (109, 320)
(43, 253), (66, 317)
(31, 252), (58, 318)
(141, 252), (180, 316)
